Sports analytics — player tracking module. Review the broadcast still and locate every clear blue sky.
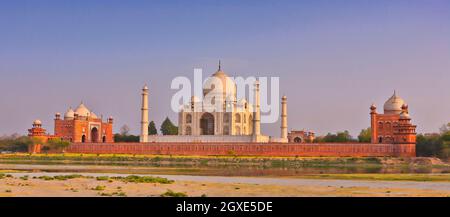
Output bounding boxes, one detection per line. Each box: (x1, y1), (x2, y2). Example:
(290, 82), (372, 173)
(0, 0), (449, 137)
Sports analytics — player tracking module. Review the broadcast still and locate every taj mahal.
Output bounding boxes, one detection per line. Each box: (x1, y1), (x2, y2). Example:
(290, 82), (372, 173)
(27, 62), (417, 157)
(140, 63), (288, 143)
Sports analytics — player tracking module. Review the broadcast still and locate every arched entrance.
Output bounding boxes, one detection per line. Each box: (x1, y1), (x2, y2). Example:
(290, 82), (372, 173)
(294, 137), (302, 143)
(91, 127), (99, 143)
(81, 135), (86, 143)
(200, 113), (215, 135)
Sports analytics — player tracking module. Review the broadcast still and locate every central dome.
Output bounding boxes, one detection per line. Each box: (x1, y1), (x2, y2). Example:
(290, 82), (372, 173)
(383, 91), (405, 114)
(75, 103), (91, 117)
(203, 67), (237, 101)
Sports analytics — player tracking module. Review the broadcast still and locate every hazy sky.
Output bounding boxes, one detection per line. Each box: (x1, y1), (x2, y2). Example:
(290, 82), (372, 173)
(0, 0), (449, 137)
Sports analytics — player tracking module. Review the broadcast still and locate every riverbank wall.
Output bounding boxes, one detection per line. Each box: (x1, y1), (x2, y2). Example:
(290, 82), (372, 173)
(60, 142), (416, 157)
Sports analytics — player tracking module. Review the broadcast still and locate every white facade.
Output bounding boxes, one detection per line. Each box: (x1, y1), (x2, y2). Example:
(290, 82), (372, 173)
(139, 63), (287, 144)
(178, 67), (255, 137)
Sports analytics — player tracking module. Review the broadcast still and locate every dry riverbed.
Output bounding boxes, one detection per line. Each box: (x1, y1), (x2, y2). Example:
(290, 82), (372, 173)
(1, 172), (450, 197)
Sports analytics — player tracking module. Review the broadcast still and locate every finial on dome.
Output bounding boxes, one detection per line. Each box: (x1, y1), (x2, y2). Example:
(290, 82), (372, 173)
(218, 60), (221, 71)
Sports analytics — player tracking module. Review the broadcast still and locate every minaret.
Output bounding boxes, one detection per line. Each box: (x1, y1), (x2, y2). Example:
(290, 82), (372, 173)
(370, 104), (377, 143)
(281, 96), (288, 141)
(252, 80), (261, 139)
(140, 84), (149, 143)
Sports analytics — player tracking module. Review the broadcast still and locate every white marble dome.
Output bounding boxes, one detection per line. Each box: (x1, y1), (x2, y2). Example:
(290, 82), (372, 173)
(383, 92), (405, 114)
(203, 69), (236, 101)
(74, 103), (90, 117)
(64, 107), (75, 119)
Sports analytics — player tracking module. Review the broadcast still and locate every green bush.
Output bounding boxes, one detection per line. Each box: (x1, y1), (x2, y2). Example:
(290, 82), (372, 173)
(20, 175), (29, 180)
(53, 174), (84, 180)
(160, 189), (187, 197)
(111, 175), (174, 184)
(38, 176), (55, 181)
(96, 176), (110, 181)
(92, 185), (106, 191)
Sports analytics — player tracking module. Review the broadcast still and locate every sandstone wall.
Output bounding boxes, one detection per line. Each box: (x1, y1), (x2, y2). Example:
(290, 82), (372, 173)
(65, 142), (416, 157)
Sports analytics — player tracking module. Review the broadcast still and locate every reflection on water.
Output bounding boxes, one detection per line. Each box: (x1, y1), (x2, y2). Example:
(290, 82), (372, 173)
(2, 160), (448, 177)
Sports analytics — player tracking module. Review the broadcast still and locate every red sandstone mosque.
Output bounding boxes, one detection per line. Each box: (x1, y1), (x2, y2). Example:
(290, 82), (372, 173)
(369, 92), (417, 145)
(27, 66), (417, 157)
(28, 103), (114, 152)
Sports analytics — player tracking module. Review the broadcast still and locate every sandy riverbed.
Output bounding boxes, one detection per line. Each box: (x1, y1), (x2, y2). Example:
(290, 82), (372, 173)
(1, 172), (450, 197)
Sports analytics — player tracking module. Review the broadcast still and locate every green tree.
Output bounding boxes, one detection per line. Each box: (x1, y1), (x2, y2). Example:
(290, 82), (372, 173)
(148, 121), (158, 135)
(358, 127), (372, 143)
(46, 138), (71, 151)
(416, 134), (442, 157)
(440, 132), (450, 159)
(160, 117), (178, 135)
(0, 135), (35, 152)
(113, 134), (140, 142)
(318, 131), (356, 143)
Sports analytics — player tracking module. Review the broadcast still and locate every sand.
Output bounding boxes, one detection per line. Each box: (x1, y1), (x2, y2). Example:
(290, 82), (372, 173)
(1, 172), (450, 197)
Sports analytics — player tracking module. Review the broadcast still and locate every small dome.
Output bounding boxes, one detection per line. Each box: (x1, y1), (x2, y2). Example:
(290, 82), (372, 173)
(75, 103), (90, 117)
(370, 103), (377, 110)
(400, 111), (410, 119)
(64, 108), (75, 119)
(33, 119), (42, 125)
(383, 91), (405, 114)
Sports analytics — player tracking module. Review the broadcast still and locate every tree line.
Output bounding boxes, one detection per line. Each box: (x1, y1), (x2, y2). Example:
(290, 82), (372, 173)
(0, 135), (70, 153)
(114, 117), (178, 142)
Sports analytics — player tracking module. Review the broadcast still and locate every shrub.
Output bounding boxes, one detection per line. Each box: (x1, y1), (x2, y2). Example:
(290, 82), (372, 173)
(96, 176), (110, 181)
(160, 190), (187, 197)
(20, 175), (29, 180)
(111, 175), (174, 184)
(92, 185), (106, 191)
(53, 174), (84, 180)
(38, 176), (54, 181)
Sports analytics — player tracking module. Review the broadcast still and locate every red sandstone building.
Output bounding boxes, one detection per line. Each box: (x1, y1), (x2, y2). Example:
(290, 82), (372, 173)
(28, 103), (114, 147)
(370, 92), (417, 145)
(287, 130), (315, 143)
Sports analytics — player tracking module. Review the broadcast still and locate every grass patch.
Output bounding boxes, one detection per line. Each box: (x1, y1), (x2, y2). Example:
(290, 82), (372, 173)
(96, 176), (110, 181)
(161, 189), (187, 197)
(37, 175), (54, 180)
(20, 175), (29, 180)
(111, 175), (174, 184)
(92, 185), (106, 191)
(36, 174), (85, 181)
(53, 174), (84, 180)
